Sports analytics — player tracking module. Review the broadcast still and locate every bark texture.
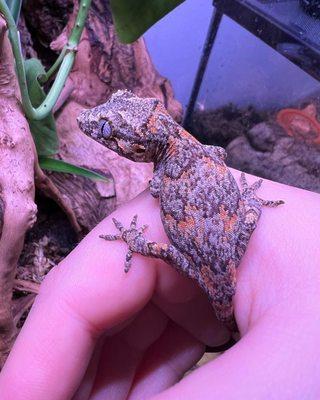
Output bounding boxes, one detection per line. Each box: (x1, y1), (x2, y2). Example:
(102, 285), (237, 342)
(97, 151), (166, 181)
(0, 19), (38, 365)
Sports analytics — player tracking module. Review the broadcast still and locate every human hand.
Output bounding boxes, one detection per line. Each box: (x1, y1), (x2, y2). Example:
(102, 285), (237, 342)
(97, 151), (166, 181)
(1, 171), (320, 399)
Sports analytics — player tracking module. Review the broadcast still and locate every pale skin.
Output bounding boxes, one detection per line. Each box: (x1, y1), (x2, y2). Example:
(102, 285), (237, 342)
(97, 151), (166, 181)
(0, 170), (320, 400)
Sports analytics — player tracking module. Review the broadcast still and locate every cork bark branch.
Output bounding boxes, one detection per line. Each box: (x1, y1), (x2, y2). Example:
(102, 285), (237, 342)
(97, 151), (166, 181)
(0, 17), (38, 366)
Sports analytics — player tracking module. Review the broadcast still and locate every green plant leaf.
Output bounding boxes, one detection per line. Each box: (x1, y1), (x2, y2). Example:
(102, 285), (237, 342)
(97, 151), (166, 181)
(110, 0), (185, 43)
(24, 58), (59, 156)
(39, 156), (109, 182)
(6, 0), (22, 23)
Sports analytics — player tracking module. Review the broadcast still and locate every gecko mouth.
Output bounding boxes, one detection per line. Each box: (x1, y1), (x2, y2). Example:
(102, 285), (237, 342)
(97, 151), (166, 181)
(103, 137), (119, 152)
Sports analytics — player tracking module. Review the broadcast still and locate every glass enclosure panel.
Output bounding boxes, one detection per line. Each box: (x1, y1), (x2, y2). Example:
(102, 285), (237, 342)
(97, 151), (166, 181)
(187, 3), (320, 192)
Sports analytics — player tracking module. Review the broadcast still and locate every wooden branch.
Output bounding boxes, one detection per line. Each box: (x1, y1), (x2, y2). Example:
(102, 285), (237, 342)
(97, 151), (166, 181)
(12, 294), (37, 326)
(13, 279), (40, 295)
(0, 17), (38, 367)
(34, 162), (82, 234)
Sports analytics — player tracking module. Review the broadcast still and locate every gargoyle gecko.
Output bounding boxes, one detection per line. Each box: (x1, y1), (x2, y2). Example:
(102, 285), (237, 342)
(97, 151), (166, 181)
(77, 90), (283, 331)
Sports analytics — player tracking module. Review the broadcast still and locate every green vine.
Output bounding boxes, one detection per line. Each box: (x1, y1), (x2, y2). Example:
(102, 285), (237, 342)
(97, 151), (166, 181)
(0, 0), (110, 181)
(0, 0), (92, 121)
(6, 0), (22, 23)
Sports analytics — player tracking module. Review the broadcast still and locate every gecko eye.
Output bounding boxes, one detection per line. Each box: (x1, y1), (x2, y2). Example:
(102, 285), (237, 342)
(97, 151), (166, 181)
(98, 119), (112, 139)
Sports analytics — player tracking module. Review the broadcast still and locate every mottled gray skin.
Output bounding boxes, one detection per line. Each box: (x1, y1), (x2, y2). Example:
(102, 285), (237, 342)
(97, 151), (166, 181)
(77, 90), (283, 331)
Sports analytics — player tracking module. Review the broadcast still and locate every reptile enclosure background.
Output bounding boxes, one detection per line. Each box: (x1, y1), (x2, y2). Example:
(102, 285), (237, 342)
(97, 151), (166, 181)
(153, 0), (320, 194)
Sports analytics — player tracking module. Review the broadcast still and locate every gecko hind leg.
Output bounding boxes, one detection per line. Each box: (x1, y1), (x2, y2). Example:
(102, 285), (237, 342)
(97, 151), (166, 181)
(100, 215), (199, 281)
(240, 172), (284, 208)
(234, 174), (284, 266)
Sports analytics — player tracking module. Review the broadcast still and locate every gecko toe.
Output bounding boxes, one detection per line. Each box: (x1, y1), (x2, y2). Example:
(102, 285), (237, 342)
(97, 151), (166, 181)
(240, 175), (284, 207)
(112, 217), (124, 232)
(250, 178), (263, 192)
(258, 198), (285, 207)
(240, 172), (248, 189)
(130, 215), (138, 229)
(99, 233), (121, 241)
(139, 224), (148, 234)
(124, 250), (133, 273)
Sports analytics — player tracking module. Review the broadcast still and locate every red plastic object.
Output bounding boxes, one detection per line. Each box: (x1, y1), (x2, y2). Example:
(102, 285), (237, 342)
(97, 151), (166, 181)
(276, 104), (320, 145)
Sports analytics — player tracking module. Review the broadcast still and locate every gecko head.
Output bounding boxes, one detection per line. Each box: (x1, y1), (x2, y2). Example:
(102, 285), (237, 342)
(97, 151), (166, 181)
(77, 90), (177, 162)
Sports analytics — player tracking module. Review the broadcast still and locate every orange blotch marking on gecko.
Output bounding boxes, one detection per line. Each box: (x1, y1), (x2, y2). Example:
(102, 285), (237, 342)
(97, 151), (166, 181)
(227, 260), (237, 286)
(177, 216), (195, 231)
(202, 156), (215, 169)
(180, 170), (192, 181)
(163, 214), (176, 229)
(219, 205), (238, 233)
(225, 214), (238, 233)
(147, 114), (159, 134)
(149, 242), (169, 256)
(219, 205), (228, 221)
(163, 175), (172, 186)
(167, 137), (179, 157)
(155, 102), (167, 114)
(216, 263), (236, 293)
(146, 103), (168, 134)
(184, 209), (205, 243)
(200, 265), (215, 294)
(216, 163), (228, 176)
(179, 128), (198, 143)
(185, 204), (198, 213)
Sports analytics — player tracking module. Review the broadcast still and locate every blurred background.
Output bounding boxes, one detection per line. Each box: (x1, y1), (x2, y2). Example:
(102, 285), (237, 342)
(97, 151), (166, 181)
(144, 0), (320, 111)
(145, 0), (320, 193)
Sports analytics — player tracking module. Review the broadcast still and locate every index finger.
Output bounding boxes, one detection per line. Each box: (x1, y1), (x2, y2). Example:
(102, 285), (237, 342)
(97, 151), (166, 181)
(0, 192), (160, 400)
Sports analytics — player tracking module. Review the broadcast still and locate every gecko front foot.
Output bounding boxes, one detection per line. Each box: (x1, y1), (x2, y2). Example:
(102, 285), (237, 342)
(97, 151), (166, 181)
(100, 215), (148, 273)
(100, 215), (197, 282)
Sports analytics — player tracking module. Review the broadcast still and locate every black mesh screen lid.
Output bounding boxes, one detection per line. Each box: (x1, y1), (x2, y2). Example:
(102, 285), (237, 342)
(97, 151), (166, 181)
(300, 0), (320, 18)
(240, 0), (320, 51)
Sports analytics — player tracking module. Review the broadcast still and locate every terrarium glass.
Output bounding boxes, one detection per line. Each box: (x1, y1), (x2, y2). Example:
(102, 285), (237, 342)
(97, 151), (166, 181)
(186, 1), (320, 192)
